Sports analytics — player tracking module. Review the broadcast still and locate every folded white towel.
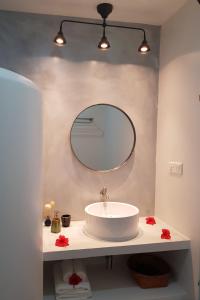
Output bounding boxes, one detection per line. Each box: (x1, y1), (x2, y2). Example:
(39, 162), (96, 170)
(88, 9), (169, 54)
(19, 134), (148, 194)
(61, 260), (87, 283)
(54, 263), (92, 298)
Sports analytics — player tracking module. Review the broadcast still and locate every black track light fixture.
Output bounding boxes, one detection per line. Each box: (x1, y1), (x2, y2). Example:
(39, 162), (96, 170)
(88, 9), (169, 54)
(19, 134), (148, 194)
(54, 29), (66, 46)
(54, 2), (150, 55)
(98, 34), (110, 50)
(97, 3), (111, 50)
(138, 33), (150, 54)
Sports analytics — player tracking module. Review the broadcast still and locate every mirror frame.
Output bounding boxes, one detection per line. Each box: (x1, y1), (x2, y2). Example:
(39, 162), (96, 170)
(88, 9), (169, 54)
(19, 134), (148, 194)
(70, 103), (136, 172)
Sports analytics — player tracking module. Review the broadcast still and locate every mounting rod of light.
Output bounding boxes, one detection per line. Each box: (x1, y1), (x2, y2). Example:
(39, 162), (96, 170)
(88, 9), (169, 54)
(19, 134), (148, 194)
(138, 32), (150, 54)
(54, 2), (150, 54)
(98, 17), (110, 50)
(54, 29), (66, 46)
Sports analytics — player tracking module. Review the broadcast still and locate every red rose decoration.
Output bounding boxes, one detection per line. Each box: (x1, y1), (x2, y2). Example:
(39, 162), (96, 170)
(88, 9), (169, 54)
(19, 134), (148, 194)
(146, 216), (156, 225)
(55, 235), (69, 247)
(161, 229), (171, 240)
(69, 273), (82, 285)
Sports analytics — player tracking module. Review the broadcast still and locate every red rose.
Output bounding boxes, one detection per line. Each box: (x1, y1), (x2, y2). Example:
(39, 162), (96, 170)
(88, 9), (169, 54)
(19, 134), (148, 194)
(55, 235), (69, 247)
(146, 216), (156, 225)
(69, 273), (82, 285)
(161, 229), (171, 240)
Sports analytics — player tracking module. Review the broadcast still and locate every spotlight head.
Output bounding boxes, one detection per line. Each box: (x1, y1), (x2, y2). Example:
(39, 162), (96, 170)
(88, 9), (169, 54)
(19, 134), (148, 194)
(98, 35), (110, 50)
(54, 31), (66, 46)
(138, 38), (150, 54)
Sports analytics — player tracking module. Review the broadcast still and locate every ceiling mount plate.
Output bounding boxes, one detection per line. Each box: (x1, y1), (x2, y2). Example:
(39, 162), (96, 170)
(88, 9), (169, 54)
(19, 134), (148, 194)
(97, 3), (113, 19)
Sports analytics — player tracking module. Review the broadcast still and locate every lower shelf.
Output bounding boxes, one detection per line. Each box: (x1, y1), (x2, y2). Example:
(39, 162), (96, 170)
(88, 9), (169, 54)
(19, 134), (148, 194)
(43, 259), (188, 300)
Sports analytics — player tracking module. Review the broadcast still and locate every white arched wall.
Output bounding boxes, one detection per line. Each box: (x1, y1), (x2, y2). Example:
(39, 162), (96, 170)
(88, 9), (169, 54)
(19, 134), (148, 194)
(156, 0), (200, 298)
(0, 69), (42, 300)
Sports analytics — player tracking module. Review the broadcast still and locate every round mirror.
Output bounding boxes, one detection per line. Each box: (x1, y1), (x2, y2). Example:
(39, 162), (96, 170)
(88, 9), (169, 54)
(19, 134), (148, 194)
(70, 104), (136, 171)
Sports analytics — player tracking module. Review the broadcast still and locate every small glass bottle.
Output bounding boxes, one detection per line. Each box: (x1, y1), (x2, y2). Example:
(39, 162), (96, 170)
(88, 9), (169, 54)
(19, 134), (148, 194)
(44, 216), (51, 227)
(51, 211), (61, 233)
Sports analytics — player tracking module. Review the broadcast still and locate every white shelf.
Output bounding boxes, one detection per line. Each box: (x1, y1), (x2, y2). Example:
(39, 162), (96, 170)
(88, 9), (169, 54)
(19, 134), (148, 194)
(43, 217), (190, 261)
(44, 283), (187, 300)
(43, 259), (188, 300)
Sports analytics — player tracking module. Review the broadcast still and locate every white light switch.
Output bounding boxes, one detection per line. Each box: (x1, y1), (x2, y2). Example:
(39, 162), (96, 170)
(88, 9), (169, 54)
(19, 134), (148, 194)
(169, 161), (183, 176)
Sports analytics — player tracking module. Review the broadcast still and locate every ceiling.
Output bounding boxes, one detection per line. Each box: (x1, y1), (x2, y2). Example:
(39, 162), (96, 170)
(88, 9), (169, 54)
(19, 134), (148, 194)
(0, 0), (188, 26)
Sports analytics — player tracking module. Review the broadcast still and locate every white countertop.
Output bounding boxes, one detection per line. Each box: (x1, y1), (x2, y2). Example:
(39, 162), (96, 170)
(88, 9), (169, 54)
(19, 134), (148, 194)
(43, 217), (190, 261)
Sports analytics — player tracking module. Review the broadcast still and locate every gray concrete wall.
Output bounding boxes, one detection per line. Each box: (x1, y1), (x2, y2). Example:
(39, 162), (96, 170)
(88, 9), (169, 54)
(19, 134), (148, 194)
(0, 10), (160, 220)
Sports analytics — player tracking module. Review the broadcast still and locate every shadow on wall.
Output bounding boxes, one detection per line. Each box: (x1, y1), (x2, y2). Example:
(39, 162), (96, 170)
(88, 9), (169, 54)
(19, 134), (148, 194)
(69, 145), (135, 191)
(160, 0), (200, 68)
(67, 147), (136, 209)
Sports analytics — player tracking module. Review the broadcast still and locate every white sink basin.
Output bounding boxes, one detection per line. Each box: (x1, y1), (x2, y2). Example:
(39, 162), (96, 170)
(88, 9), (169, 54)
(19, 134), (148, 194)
(84, 202), (139, 242)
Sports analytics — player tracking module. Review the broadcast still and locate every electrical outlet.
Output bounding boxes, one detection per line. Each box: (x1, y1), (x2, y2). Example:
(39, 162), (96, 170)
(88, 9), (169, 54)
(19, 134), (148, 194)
(169, 161), (183, 176)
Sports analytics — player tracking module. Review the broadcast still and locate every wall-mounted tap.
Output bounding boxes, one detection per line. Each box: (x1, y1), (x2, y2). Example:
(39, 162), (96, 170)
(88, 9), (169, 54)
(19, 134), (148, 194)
(100, 187), (109, 202)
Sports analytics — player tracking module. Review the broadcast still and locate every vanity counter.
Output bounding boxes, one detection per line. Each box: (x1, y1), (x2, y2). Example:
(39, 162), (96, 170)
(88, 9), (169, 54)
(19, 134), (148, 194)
(43, 217), (190, 261)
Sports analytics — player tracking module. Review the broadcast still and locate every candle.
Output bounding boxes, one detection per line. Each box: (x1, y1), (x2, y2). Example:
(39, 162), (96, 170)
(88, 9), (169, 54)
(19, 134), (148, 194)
(44, 203), (52, 218)
(50, 201), (55, 210)
(50, 201), (56, 217)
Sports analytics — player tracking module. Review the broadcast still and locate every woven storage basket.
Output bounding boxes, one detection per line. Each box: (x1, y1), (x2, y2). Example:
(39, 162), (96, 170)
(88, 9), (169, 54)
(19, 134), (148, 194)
(128, 254), (170, 289)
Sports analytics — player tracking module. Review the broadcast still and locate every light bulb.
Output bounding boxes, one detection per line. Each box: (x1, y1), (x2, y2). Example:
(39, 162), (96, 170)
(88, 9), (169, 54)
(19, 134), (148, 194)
(54, 31), (66, 46)
(138, 39), (150, 54)
(98, 36), (110, 50)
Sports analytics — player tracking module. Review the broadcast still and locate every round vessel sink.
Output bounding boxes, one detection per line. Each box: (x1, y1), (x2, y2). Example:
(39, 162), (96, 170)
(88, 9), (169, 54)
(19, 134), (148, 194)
(84, 202), (139, 242)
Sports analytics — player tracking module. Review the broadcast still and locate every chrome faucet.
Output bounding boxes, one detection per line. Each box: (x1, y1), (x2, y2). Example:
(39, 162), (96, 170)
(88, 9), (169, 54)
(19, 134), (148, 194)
(100, 187), (109, 202)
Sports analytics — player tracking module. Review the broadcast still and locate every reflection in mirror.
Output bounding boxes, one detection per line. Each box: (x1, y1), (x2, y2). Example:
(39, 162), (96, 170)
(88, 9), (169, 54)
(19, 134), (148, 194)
(70, 104), (136, 171)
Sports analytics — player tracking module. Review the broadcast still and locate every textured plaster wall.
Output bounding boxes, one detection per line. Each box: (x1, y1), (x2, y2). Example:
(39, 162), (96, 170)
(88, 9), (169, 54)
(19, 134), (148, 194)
(156, 0), (200, 298)
(0, 10), (160, 220)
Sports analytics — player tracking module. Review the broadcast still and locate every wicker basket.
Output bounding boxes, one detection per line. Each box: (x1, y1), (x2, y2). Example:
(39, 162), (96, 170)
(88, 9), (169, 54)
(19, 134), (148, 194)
(128, 254), (170, 289)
